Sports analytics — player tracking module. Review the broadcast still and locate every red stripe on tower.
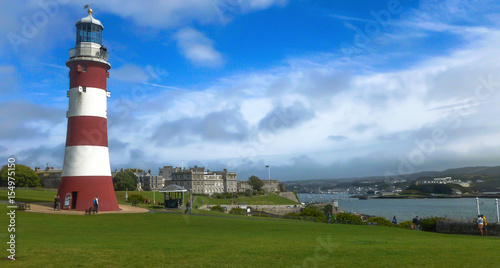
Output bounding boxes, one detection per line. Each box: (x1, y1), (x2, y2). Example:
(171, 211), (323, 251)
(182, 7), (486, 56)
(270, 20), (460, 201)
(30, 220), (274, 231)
(57, 9), (119, 211)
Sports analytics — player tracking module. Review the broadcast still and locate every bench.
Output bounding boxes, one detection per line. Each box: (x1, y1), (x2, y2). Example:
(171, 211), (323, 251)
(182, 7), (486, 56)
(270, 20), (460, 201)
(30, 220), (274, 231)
(17, 202), (31, 211)
(85, 206), (96, 215)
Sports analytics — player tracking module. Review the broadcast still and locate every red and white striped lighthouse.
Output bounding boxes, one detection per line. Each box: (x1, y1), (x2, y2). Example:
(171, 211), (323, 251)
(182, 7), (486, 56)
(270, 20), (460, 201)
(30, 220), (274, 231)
(57, 9), (119, 211)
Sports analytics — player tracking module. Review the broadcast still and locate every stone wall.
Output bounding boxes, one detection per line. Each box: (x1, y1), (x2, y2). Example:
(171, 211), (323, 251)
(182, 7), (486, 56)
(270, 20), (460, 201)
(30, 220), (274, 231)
(279, 192), (299, 203)
(436, 220), (499, 236)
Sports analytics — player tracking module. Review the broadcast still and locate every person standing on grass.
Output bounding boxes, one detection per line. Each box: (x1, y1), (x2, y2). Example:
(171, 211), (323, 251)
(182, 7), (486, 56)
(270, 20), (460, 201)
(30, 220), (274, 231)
(477, 215), (484, 236)
(481, 215), (488, 236)
(392, 216), (397, 227)
(333, 213), (337, 223)
(327, 212), (331, 224)
(412, 216), (420, 230)
(185, 200), (191, 214)
(54, 195), (58, 210)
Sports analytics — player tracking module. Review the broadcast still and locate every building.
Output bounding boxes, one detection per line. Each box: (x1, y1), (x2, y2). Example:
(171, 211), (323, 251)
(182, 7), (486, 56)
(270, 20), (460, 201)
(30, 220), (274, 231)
(169, 166), (237, 194)
(57, 9), (119, 211)
(35, 166), (62, 189)
(139, 171), (165, 191)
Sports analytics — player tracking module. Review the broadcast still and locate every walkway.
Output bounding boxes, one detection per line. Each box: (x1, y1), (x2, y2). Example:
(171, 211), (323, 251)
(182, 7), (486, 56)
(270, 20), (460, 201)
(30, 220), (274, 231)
(23, 202), (149, 215)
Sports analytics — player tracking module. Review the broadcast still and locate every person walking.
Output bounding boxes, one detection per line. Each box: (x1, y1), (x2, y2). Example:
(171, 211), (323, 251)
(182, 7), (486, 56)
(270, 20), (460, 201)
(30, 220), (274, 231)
(54, 195), (58, 210)
(327, 212), (331, 224)
(477, 215), (484, 236)
(93, 196), (99, 214)
(333, 213), (337, 223)
(185, 200), (191, 214)
(55, 195), (61, 211)
(392, 216), (397, 227)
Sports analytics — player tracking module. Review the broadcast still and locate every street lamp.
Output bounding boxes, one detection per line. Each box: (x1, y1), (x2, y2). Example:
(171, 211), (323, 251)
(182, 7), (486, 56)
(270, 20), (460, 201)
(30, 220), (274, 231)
(476, 197), (480, 216)
(125, 188), (128, 202)
(265, 165), (270, 181)
(496, 198), (499, 223)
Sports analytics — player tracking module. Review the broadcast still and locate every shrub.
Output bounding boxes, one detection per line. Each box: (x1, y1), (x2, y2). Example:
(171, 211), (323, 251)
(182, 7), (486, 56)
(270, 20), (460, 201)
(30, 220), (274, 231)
(244, 189), (252, 197)
(229, 207), (245, 215)
(252, 212), (270, 217)
(213, 193), (224, 199)
(128, 193), (145, 203)
(275, 191), (281, 194)
(210, 205), (225, 213)
(300, 205), (327, 223)
(398, 220), (413, 229)
(283, 212), (301, 220)
(336, 213), (365, 225)
(421, 216), (440, 232)
(258, 190), (265, 195)
(366, 217), (392, 227)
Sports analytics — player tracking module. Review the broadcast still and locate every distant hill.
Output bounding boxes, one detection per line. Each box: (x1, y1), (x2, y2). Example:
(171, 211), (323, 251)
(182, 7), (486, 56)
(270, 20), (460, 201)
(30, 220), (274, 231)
(284, 165), (500, 192)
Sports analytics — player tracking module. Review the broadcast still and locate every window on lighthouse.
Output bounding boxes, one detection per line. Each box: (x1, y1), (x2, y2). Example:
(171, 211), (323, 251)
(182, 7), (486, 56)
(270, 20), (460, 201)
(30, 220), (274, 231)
(76, 23), (102, 45)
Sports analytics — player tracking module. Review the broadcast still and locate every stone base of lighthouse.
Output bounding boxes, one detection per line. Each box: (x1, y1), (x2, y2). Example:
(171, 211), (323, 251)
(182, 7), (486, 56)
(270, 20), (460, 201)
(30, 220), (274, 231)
(57, 176), (120, 211)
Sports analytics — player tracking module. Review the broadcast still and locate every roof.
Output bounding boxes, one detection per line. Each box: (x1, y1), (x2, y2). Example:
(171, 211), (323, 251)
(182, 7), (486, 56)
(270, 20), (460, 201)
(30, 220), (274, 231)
(75, 13), (104, 29)
(159, 184), (187, 193)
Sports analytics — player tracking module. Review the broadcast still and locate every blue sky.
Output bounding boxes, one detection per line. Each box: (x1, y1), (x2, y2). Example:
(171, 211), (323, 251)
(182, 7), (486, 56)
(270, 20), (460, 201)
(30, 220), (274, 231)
(2, 0), (500, 181)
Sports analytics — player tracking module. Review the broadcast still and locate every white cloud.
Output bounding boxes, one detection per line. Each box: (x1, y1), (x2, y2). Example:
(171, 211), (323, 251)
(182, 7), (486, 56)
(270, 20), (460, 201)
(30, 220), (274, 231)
(173, 27), (223, 66)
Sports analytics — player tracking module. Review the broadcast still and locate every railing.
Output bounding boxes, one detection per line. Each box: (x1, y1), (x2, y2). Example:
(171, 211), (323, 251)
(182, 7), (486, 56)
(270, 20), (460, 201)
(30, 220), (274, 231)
(69, 45), (109, 61)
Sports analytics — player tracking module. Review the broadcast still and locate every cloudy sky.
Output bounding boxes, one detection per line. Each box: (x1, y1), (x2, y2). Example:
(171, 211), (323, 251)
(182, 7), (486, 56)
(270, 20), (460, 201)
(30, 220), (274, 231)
(2, 0), (500, 181)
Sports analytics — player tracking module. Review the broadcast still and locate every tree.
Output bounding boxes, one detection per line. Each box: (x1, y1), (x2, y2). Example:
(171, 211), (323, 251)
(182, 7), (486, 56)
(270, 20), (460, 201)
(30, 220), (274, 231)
(113, 170), (138, 191)
(248, 175), (264, 191)
(0, 164), (41, 187)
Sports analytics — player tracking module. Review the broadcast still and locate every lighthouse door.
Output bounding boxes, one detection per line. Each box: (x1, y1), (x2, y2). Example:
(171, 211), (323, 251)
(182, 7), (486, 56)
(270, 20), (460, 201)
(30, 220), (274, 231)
(72, 191), (78, 209)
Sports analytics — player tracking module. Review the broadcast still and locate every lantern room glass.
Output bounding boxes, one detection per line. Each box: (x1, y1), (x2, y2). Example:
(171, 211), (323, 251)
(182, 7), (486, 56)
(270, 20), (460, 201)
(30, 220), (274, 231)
(76, 23), (102, 45)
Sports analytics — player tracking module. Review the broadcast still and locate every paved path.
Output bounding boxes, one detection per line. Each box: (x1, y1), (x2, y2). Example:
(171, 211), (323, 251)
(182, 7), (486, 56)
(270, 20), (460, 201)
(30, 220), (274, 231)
(22, 202), (149, 215)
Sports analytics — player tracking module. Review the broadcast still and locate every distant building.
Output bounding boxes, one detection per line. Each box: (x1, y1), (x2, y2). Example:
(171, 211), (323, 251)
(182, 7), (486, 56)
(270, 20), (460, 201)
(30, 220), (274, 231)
(35, 166), (62, 188)
(138, 170), (164, 191)
(168, 166), (237, 194)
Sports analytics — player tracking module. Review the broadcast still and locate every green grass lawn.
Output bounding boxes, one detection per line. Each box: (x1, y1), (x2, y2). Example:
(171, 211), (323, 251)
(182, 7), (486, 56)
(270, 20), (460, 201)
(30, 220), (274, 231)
(193, 193), (298, 207)
(0, 203), (498, 267)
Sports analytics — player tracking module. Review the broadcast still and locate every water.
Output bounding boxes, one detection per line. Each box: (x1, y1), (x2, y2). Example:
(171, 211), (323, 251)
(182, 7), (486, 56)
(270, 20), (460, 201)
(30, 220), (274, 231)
(298, 193), (499, 222)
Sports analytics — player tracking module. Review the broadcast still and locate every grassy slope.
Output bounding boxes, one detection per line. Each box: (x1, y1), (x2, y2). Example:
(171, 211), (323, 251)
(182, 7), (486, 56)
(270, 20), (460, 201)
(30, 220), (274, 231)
(193, 193), (299, 207)
(1, 204), (499, 267)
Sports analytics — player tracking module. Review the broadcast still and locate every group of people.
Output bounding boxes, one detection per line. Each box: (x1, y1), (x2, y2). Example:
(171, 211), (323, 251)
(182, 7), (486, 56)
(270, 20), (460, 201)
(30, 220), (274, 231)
(389, 215), (420, 229)
(53, 195), (61, 211)
(477, 215), (488, 236)
(326, 212), (337, 223)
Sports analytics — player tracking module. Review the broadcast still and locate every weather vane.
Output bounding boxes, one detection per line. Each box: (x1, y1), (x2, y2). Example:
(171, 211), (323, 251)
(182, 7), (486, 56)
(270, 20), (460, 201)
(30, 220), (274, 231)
(84, 4), (94, 14)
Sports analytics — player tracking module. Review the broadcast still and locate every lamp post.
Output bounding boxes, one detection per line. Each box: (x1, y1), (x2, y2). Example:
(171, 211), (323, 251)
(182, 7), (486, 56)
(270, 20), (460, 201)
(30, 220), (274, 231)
(125, 188), (128, 202)
(265, 165), (270, 181)
(496, 198), (499, 223)
(476, 197), (480, 216)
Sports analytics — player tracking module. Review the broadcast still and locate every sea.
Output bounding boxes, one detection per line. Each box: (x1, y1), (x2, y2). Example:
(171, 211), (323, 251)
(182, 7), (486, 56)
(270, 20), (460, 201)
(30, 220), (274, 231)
(298, 193), (499, 222)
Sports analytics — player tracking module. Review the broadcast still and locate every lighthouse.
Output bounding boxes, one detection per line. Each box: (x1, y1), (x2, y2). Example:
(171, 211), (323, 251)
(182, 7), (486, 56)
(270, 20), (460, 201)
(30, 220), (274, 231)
(57, 9), (119, 211)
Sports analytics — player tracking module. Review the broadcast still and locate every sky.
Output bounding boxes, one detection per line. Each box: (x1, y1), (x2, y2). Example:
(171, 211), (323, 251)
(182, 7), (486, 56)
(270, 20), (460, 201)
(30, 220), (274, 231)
(2, 0), (500, 181)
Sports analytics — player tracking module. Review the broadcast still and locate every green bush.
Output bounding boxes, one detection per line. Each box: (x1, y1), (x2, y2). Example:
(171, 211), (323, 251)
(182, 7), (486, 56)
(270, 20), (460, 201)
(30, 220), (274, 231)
(252, 212), (270, 217)
(398, 220), (413, 229)
(283, 212), (301, 220)
(210, 205), (225, 213)
(128, 193), (145, 203)
(244, 189), (252, 197)
(229, 207), (245, 215)
(300, 205), (327, 223)
(336, 213), (365, 225)
(421, 216), (440, 232)
(366, 217), (392, 227)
